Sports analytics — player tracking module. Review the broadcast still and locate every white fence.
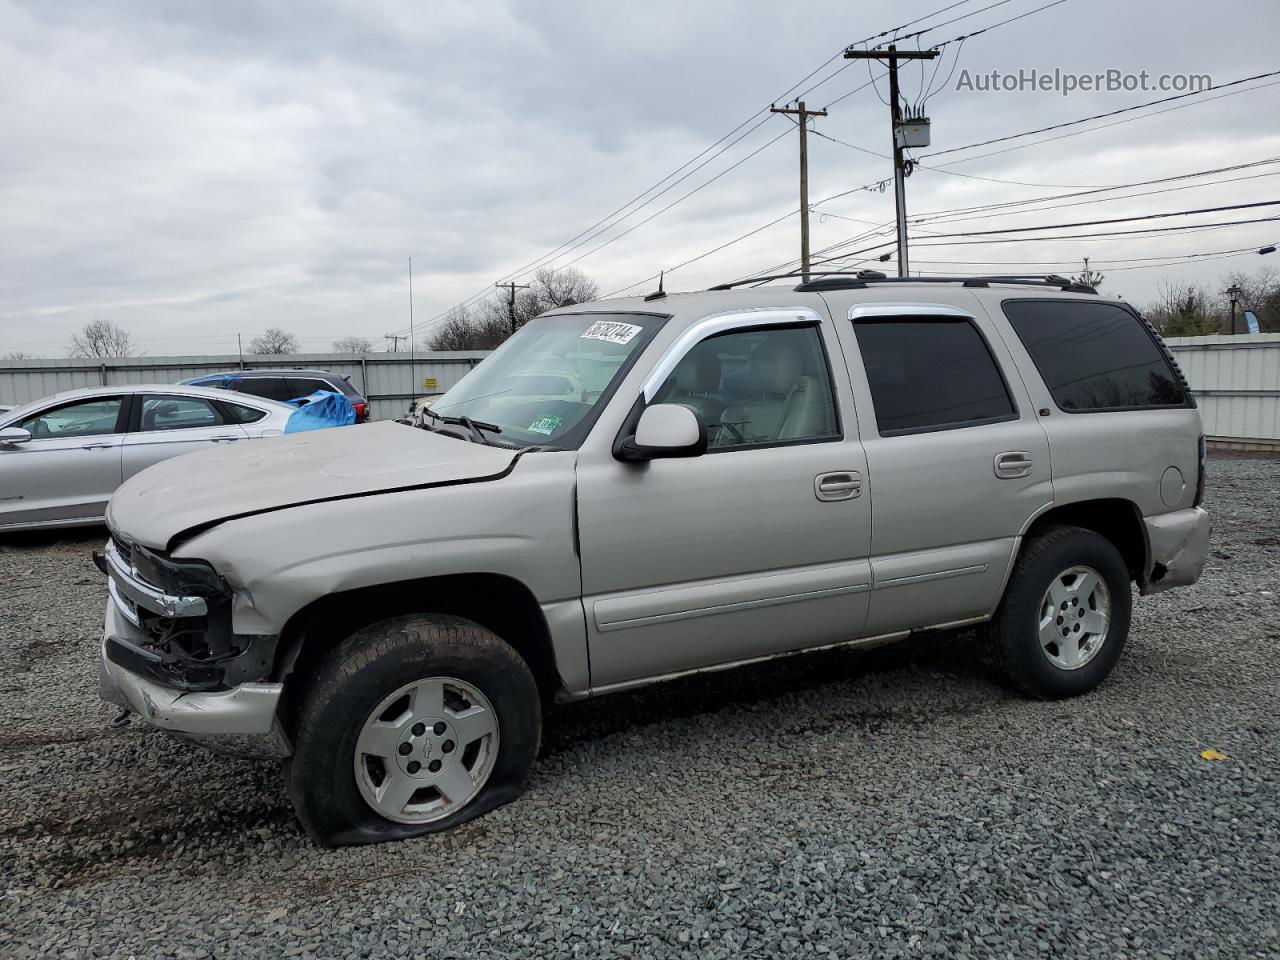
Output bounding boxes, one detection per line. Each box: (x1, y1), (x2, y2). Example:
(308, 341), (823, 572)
(1165, 334), (1280, 449)
(0, 352), (491, 422)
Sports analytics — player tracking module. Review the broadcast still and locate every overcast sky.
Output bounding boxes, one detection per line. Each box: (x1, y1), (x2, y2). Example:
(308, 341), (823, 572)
(1, 0), (1278, 357)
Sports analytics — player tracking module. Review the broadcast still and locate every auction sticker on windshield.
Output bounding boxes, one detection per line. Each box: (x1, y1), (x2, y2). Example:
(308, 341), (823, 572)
(580, 320), (642, 345)
(528, 415), (562, 435)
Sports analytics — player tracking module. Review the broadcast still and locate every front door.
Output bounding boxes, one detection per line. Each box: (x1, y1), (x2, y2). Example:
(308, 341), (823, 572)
(0, 395), (127, 526)
(576, 310), (873, 691)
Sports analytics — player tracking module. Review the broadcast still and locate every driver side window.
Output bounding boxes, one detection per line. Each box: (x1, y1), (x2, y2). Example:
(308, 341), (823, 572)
(655, 325), (839, 450)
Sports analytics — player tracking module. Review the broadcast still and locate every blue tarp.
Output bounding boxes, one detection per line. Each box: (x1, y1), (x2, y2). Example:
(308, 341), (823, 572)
(283, 390), (357, 433)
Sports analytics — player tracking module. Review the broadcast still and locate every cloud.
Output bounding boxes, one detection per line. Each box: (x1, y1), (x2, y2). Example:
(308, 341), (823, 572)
(1, 0), (1277, 355)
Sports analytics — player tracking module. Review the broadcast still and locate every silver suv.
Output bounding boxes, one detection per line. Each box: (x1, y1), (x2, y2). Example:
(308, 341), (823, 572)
(98, 275), (1210, 845)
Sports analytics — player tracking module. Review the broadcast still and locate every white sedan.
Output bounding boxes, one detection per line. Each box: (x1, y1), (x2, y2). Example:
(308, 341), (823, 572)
(0, 384), (296, 532)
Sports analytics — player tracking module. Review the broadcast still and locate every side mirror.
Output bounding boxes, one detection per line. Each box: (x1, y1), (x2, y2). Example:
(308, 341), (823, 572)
(0, 427), (31, 446)
(614, 403), (707, 462)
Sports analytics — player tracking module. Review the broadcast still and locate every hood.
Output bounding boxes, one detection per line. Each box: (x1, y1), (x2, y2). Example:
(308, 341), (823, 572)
(107, 421), (519, 550)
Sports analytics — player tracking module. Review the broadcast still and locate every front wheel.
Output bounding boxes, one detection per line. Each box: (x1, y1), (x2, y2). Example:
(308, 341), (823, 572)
(986, 526), (1132, 699)
(286, 614), (541, 846)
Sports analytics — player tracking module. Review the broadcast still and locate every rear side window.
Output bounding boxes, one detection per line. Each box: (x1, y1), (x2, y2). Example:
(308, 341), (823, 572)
(232, 377), (290, 401)
(139, 395), (226, 431)
(1002, 300), (1187, 411)
(853, 319), (1016, 435)
(222, 402), (268, 424)
(283, 377), (337, 400)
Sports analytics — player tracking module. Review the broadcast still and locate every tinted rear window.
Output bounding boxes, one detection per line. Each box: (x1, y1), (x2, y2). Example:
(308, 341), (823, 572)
(1003, 300), (1187, 411)
(853, 319), (1016, 435)
(282, 377), (337, 400)
(232, 377), (290, 401)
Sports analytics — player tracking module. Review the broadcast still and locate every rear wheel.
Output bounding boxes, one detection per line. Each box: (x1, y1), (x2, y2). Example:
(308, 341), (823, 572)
(987, 526), (1132, 699)
(286, 614), (541, 846)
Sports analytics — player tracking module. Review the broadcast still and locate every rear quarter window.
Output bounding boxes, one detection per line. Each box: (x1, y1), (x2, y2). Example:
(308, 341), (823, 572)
(1002, 299), (1188, 412)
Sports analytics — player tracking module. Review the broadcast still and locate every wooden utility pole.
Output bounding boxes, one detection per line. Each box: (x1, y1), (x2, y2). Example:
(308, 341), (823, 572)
(384, 334), (407, 352)
(770, 100), (827, 282)
(843, 44), (938, 277)
(495, 281), (532, 336)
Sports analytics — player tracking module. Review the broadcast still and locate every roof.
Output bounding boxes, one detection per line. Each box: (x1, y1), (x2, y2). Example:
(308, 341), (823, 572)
(0, 383), (295, 425)
(191, 368), (338, 377)
(551, 277), (1117, 329)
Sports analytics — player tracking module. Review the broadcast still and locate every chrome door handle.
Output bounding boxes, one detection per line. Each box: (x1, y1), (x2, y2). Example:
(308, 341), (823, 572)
(994, 451), (1033, 479)
(209, 436), (241, 443)
(81, 443), (113, 450)
(815, 471), (863, 502)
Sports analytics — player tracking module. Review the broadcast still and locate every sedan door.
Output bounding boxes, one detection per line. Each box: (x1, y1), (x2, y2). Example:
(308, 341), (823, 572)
(575, 308), (874, 691)
(0, 395), (127, 527)
(121, 394), (248, 481)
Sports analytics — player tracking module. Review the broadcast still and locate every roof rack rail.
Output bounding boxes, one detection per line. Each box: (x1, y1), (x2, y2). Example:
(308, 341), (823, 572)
(790, 274), (1097, 294)
(709, 272), (1097, 294)
(707, 270), (882, 291)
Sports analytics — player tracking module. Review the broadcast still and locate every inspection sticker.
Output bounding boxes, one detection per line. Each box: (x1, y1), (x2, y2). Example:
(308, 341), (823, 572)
(528, 415), (562, 436)
(580, 320), (642, 345)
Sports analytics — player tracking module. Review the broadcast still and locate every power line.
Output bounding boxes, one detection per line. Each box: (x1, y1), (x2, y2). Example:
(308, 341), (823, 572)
(926, 0), (1071, 48)
(915, 199), (1280, 239)
(920, 69), (1280, 161)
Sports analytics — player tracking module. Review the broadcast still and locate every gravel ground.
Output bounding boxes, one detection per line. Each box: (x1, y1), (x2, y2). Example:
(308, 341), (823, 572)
(1, 454), (1278, 959)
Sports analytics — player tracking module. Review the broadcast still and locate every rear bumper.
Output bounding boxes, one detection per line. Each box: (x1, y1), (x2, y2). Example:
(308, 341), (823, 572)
(1142, 507), (1211, 595)
(99, 600), (291, 759)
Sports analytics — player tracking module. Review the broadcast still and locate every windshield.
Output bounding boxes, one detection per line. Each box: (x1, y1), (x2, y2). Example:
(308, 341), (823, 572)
(430, 312), (665, 448)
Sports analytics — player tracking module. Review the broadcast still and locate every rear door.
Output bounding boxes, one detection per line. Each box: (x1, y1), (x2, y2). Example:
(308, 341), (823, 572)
(0, 395), (127, 526)
(121, 394), (248, 480)
(831, 301), (1053, 636)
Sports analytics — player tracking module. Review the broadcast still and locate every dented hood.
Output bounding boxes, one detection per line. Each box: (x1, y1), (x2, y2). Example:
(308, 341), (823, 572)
(107, 421), (518, 549)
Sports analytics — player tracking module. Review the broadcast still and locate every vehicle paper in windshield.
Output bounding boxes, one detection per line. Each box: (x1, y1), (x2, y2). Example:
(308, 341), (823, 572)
(580, 320), (642, 345)
(527, 415), (562, 436)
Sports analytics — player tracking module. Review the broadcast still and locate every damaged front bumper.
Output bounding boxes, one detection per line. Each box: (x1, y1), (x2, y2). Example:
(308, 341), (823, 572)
(98, 537), (291, 759)
(1142, 506), (1211, 595)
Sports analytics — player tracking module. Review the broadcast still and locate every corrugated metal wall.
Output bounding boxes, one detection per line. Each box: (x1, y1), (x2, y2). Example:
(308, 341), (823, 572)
(0, 353), (491, 421)
(1166, 333), (1280, 446)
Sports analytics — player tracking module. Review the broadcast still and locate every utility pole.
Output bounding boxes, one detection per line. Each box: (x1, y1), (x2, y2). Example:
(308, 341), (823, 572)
(770, 100), (828, 282)
(495, 281), (531, 336)
(237, 333), (244, 370)
(384, 334), (407, 352)
(843, 44), (938, 277)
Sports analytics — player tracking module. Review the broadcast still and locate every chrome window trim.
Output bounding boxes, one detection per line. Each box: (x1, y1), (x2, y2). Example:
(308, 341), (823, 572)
(641, 307), (824, 403)
(847, 302), (976, 321)
(105, 538), (209, 619)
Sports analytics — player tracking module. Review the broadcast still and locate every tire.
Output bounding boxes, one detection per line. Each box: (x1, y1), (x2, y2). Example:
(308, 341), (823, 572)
(986, 526), (1132, 700)
(285, 614), (541, 847)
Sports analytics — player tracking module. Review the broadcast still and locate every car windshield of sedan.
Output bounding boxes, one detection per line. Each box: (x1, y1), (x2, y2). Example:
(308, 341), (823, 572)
(428, 312), (665, 448)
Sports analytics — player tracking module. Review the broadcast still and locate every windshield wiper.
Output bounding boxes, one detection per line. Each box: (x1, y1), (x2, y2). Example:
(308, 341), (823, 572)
(421, 407), (503, 446)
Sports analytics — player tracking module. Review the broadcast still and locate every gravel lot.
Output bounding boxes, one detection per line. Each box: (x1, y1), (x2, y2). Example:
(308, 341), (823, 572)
(2, 454), (1278, 959)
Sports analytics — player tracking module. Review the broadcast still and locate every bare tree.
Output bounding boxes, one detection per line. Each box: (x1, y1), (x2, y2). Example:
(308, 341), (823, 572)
(3, 351), (35, 360)
(333, 335), (375, 353)
(1143, 280), (1220, 337)
(69, 319), (136, 358)
(249, 327), (300, 354)
(425, 306), (510, 351)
